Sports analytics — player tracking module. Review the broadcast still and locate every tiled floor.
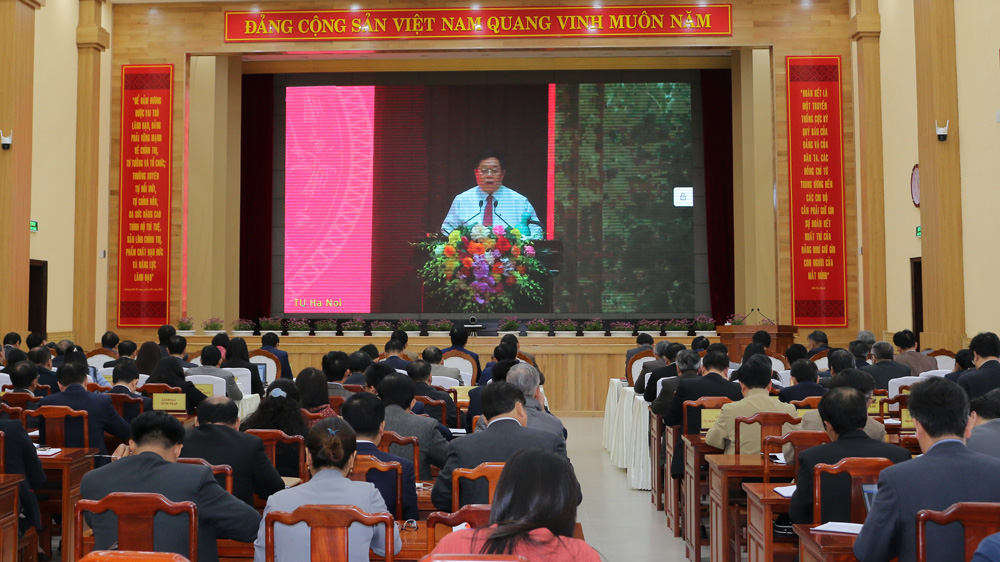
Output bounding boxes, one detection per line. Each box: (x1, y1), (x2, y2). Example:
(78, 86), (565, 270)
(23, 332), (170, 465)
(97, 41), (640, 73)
(565, 416), (689, 561)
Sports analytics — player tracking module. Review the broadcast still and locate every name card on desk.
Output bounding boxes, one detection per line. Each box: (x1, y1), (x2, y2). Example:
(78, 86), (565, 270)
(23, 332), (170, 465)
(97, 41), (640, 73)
(701, 409), (723, 431)
(153, 393), (187, 411)
(194, 383), (215, 396)
(868, 400), (880, 415)
(900, 408), (915, 430)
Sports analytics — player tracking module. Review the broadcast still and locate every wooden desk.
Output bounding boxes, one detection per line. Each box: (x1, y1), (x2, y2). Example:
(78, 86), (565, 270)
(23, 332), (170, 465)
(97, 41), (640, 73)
(886, 433), (921, 456)
(664, 425), (681, 537)
(0, 474), (23, 562)
(417, 484), (435, 514)
(743, 482), (794, 562)
(707, 455), (794, 562)
(650, 410), (665, 510)
(793, 524), (859, 562)
(41, 448), (95, 562)
(681, 434), (721, 561)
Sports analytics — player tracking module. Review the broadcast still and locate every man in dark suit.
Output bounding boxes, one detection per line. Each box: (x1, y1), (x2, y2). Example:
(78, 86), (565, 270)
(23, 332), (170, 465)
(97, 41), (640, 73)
(342, 350), (374, 386)
(341, 392), (418, 521)
(321, 351), (355, 398)
(644, 342), (688, 402)
(626, 333), (654, 364)
(103, 340), (138, 369)
(260, 333), (293, 380)
(849, 340), (871, 369)
(3, 361), (41, 417)
(407, 360), (457, 427)
(2, 332), (21, 362)
(806, 330), (830, 357)
(157, 324), (175, 357)
(38, 362), (131, 464)
(105, 359), (153, 421)
(380, 339), (410, 372)
(967, 388), (1000, 459)
(380, 373), (450, 480)
(0, 418), (44, 534)
(958, 332), (1000, 400)
(854, 377), (1000, 562)
(663, 350), (743, 477)
(464, 359), (517, 429)
(441, 326), (482, 375)
(650, 350), (701, 416)
(167, 335), (197, 369)
(431, 382), (573, 511)
(778, 360), (827, 403)
(862, 341), (912, 390)
(28, 346), (58, 393)
(179, 396), (284, 506)
(476, 343), (516, 387)
(82, 411), (260, 562)
(635, 341), (669, 393)
(945, 349), (976, 383)
(789, 387), (910, 524)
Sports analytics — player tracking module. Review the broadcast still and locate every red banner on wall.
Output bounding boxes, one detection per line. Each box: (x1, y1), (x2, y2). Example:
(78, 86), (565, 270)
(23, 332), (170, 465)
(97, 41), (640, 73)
(224, 4), (732, 42)
(118, 65), (173, 328)
(786, 56), (848, 327)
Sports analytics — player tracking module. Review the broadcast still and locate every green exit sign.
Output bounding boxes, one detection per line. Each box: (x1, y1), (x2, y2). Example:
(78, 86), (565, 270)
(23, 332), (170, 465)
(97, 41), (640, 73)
(916, 225), (921, 238)
(29, 221), (38, 232)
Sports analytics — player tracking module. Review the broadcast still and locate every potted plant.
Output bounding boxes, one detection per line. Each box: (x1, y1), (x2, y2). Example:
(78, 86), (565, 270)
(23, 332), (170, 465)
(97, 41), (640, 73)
(176, 316), (195, 336)
(663, 319), (689, 337)
(609, 321), (634, 337)
(231, 318), (255, 337)
(637, 319), (662, 338)
(525, 319), (550, 337)
(286, 318), (311, 337)
(341, 318), (366, 337)
(202, 317), (225, 336)
(726, 313), (747, 326)
(259, 316), (282, 335)
(426, 319), (452, 336)
(398, 319), (421, 337)
(497, 316), (520, 336)
(693, 314), (716, 336)
(314, 319), (338, 336)
(553, 319), (578, 337)
(370, 320), (394, 338)
(582, 318), (605, 337)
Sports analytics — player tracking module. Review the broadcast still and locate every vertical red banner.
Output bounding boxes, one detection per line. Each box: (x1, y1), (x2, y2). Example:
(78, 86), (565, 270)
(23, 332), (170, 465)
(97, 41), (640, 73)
(786, 56), (848, 327)
(118, 65), (173, 327)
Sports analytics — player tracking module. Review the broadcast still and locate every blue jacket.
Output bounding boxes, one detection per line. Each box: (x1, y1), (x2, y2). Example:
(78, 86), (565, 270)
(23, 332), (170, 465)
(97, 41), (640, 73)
(39, 384), (131, 462)
(260, 346), (293, 380)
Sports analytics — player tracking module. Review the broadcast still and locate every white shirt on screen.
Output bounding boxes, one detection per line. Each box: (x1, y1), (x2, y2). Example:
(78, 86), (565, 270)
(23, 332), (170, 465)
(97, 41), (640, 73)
(441, 185), (543, 239)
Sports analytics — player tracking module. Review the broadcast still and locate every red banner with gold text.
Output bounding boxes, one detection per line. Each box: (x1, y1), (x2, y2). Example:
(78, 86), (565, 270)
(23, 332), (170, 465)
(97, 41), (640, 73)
(786, 56), (847, 327)
(224, 5), (732, 42)
(118, 65), (172, 328)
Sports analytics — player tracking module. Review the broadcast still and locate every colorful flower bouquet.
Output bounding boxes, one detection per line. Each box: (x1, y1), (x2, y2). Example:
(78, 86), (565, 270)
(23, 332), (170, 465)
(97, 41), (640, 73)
(259, 317), (282, 331)
(202, 317), (224, 331)
(177, 316), (194, 331)
(427, 319), (453, 333)
(232, 318), (255, 332)
(693, 314), (716, 331)
(498, 316), (520, 332)
(417, 225), (546, 312)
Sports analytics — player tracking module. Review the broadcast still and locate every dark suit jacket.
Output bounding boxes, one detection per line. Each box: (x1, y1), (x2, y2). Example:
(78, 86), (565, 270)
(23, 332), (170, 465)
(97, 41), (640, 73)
(626, 344), (653, 364)
(477, 365), (495, 386)
(650, 370), (699, 415)
(415, 381), (457, 427)
(381, 355), (411, 373)
(959, 360), (1000, 400)
(854, 441), (1000, 562)
(946, 369), (970, 383)
(260, 345), (293, 380)
(344, 372), (366, 386)
(636, 358), (667, 391)
(663, 372), (743, 477)
(106, 385), (152, 422)
(862, 360), (913, 391)
(81, 451), (261, 562)
(778, 381), (827, 403)
(789, 430), (911, 524)
(464, 386), (483, 429)
(180, 423), (285, 507)
(807, 345), (830, 357)
(0, 419), (45, 532)
(220, 358), (265, 396)
(430, 418), (571, 511)
(35, 367), (57, 395)
(38, 384), (131, 461)
(644, 364), (679, 402)
(356, 441), (418, 521)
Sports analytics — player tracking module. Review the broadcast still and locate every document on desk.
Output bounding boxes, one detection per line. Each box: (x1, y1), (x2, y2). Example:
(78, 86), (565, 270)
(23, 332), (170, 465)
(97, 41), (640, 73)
(812, 522), (864, 534)
(774, 485), (796, 498)
(34, 447), (62, 457)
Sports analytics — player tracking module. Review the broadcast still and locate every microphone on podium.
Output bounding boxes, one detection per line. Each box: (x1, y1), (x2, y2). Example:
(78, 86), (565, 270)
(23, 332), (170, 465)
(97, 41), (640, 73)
(493, 199), (515, 229)
(457, 200), (485, 227)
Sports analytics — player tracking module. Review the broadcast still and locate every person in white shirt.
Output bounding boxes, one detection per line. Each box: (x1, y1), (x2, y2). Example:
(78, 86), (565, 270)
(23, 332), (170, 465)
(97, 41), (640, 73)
(440, 150), (543, 239)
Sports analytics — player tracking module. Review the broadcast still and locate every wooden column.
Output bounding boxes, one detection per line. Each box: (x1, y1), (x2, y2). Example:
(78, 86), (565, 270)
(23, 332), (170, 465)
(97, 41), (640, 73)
(851, 0), (887, 337)
(912, 0), (965, 350)
(73, 0), (109, 348)
(0, 0), (43, 335)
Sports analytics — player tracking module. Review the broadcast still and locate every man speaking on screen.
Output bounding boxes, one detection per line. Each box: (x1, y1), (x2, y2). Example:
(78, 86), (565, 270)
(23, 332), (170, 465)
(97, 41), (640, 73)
(441, 150), (544, 240)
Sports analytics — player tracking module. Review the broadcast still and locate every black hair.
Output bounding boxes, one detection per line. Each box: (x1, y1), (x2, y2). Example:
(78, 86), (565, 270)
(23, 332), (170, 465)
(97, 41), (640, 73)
(242, 379), (308, 438)
(3, 349), (27, 368)
(475, 148), (506, 170)
(148, 357), (186, 388)
(848, 340), (869, 360)
(157, 324), (176, 345)
(500, 334), (519, 348)
(491, 359), (519, 383)
(321, 351), (349, 382)
(340, 392), (385, 438)
(892, 329), (917, 350)
(665, 342), (687, 363)
(807, 330), (828, 345)
(450, 326), (469, 347)
(752, 330), (772, 348)
(359, 344), (380, 361)
(406, 360), (432, 382)
(737, 355), (772, 389)
(971, 388), (1000, 421)
(167, 335), (187, 355)
(956, 349), (976, 371)
(790, 359), (819, 383)
(200, 345), (222, 367)
(197, 397), (239, 425)
(9, 361), (38, 389)
(306, 418), (357, 471)
(25, 332), (46, 349)
(691, 336), (710, 351)
(136, 341), (162, 375)
(101, 331), (120, 349)
(390, 329), (408, 347)
(348, 351), (373, 374)
(636, 333), (654, 346)
(65, 346), (89, 369)
(131, 411), (184, 448)
(702, 351), (730, 372)
(57, 362), (88, 386)
(829, 368), (876, 396)
(385, 339), (405, 354)
(3, 332), (21, 346)
(740, 342), (767, 365)
(364, 362), (396, 391)
(422, 346), (443, 364)
(211, 332), (230, 350)
(908, 377), (969, 438)
(969, 333), (1000, 359)
(295, 367), (330, 409)
(818, 387), (868, 434)
(27, 346), (50, 366)
(493, 344), (517, 362)
(828, 349), (855, 374)
(112, 358), (141, 384)
(785, 343), (809, 364)
(482, 382), (525, 419)
(377, 373), (416, 409)
(705, 343), (728, 356)
(226, 338), (251, 363)
(261, 332), (280, 348)
(117, 340), (138, 358)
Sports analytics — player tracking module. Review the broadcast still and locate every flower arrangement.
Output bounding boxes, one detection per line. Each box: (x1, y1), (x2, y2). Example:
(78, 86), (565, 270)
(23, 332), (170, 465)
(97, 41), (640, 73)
(498, 317), (520, 331)
(553, 319), (578, 332)
(341, 318), (366, 331)
(416, 225), (546, 312)
(637, 319), (661, 332)
(526, 319), (550, 332)
(314, 319), (338, 331)
(232, 318), (255, 331)
(610, 321), (635, 332)
(398, 319), (420, 332)
(582, 318), (604, 331)
(371, 320), (394, 332)
(427, 319), (453, 332)
(259, 317), (282, 331)
(663, 319), (689, 332)
(202, 317), (224, 331)
(760, 318), (776, 326)
(693, 314), (715, 331)
(286, 318), (310, 331)
(727, 313), (747, 326)
(177, 316), (194, 331)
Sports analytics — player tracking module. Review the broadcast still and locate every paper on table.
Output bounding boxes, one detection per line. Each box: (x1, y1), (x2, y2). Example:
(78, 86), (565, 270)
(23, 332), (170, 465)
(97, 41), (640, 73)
(813, 522), (864, 534)
(774, 485), (796, 498)
(28, 429), (39, 437)
(769, 453), (789, 464)
(35, 447), (62, 457)
(449, 428), (468, 435)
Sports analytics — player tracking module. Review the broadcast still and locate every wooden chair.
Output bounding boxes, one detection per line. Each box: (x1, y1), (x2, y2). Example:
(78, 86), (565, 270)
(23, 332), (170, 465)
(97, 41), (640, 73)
(80, 552), (191, 562)
(928, 349), (957, 372)
(245, 429), (309, 482)
(329, 395), (347, 415)
(765, 350), (790, 370)
(35, 384), (51, 396)
(810, 349), (830, 361)
(108, 392), (145, 419)
(916, 502), (1000, 562)
(263, 505), (395, 562)
(177, 458), (234, 494)
(451, 462), (505, 512)
(139, 383), (182, 396)
(249, 349), (282, 382)
(426, 504), (492, 549)
(790, 396), (823, 409)
(442, 349), (481, 385)
(762, 431), (830, 484)
(625, 349), (656, 387)
(378, 431), (419, 474)
(1, 391), (41, 410)
(515, 351), (536, 367)
(350, 455), (403, 520)
(879, 395), (908, 421)
(301, 408), (326, 425)
(813, 457), (894, 524)
(0, 403), (23, 424)
(86, 383), (112, 392)
(432, 385), (462, 428)
(343, 384), (365, 393)
(24, 405), (89, 448)
(415, 396), (447, 425)
(74, 492), (198, 562)
(734, 412), (802, 455)
(681, 396), (734, 434)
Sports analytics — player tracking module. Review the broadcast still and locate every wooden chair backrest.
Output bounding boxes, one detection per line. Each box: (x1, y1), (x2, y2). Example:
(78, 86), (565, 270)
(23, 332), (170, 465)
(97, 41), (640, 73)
(432, 385), (460, 406)
(916, 502), (1000, 562)
(86, 383), (111, 392)
(765, 351), (790, 370)
(873, 389), (888, 397)
(927, 349), (956, 358)
(177, 458), (234, 494)
(139, 383), (182, 396)
(442, 350), (481, 384)
(80, 552), (191, 562)
(245, 429), (309, 482)
(108, 393), (145, 418)
(74, 492), (198, 562)
(426, 504), (492, 547)
(378, 431), (419, 470)
(0, 430), (5, 473)
(343, 384), (365, 393)
(300, 408), (326, 424)
(625, 349), (656, 386)
(681, 396), (733, 434)
(762, 431), (830, 484)
(350, 454), (403, 520)
(0, 404), (23, 424)
(790, 396), (823, 409)
(377, 352), (413, 362)
(264, 505), (394, 562)
(734, 412), (802, 455)
(515, 352), (536, 367)
(414, 396), (447, 425)
(810, 349), (830, 361)
(248, 349), (282, 380)
(328, 395), (347, 415)
(879, 395), (908, 420)
(813, 457), (893, 524)
(451, 462), (505, 512)
(1, 392), (41, 408)
(86, 348), (119, 360)
(25, 405), (89, 448)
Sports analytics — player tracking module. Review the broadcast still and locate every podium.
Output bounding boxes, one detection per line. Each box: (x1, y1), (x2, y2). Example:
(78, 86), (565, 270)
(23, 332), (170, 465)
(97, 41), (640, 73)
(716, 325), (798, 360)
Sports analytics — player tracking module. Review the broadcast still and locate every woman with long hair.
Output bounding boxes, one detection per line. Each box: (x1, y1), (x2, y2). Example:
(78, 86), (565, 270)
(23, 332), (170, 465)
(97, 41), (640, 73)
(63, 345), (108, 385)
(146, 356), (206, 414)
(294, 367), (334, 427)
(242, 379), (308, 477)
(135, 341), (161, 375)
(431, 448), (602, 561)
(252, 417), (401, 562)
(211, 332), (230, 359)
(222, 337), (264, 396)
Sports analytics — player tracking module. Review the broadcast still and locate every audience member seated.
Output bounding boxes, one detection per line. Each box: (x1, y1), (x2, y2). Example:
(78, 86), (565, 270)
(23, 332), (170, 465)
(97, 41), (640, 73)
(431, 382), (575, 511)
(241, 380), (309, 478)
(442, 326), (483, 374)
(27, 346), (57, 394)
(854, 377), (1000, 562)
(635, 340), (669, 393)
(147, 357), (207, 415)
(789, 387), (911, 524)
(50, 339), (74, 369)
(25, 332), (46, 351)
(65, 345), (109, 386)
(890, 329), (936, 376)
(186, 345), (243, 400)
(778, 359), (827, 403)
(500, 333), (536, 365)
(691, 336), (710, 352)
(751, 329), (772, 350)
(644, 342), (688, 402)
(340, 392), (418, 521)
(295, 367), (335, 427)
(507, 362), (567, 438)
(39, 362), (130, 465)
(408, 360), (457, 427)
(431, 448), (601, 561)
(946, 348), (976, 383)
(785, 343), (809, 365)
(729, 343), (780, 385)
(0, 416), (44, 535)
(849, 339), (871, 368)
(179, 396), (285, 507)
(422, 346), (461, 386)
(379, 373), (449, 481)
(478, 343), (517, 386)
(974, 533), (1000, 562)
(967, 388), (1000, 459)
(157, 324), (175, 357)
(253, 417), (402, 562)
(100, 330), (120, 354)
(106, 358), (153, 421)
(465, 359), (517, 429)
(626, 333), (654, 364)
(818, 348), (857, 388)
(707, 355), (796, 455)
(862, 341), (912, 390)
(103, 339), (138, 368)
(650, 349), (701, 416)
(222, 337), (265, 396)
(958, 332), (1000, 399)
(2, 332), (21, 361)
(211, 332), (230, 360)
(166, 335), (196, 369)
(321, 351), (354, 398)
(359, 343), (379, 361)
(380, 339), (411, 372)
(343, 350), (375, 386)
(806, 330), (830, 357)
(83, 411), (260, 562)
(3, 360), (41, 414)
(133, 341), (160, 376)
(260, 332), (293, 381)
(857, 330), (876, 349)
